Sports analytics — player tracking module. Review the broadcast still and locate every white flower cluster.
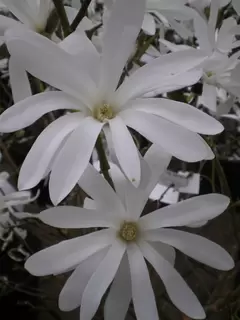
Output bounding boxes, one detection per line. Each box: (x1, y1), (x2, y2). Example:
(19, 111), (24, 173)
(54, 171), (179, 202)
(0, 0), (238, 319)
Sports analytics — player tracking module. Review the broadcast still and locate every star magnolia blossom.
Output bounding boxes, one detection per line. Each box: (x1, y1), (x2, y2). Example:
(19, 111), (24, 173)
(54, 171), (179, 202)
(1, 0), (223, 205)
(25, 151), (234, 320)
(160, 0), (240, 113)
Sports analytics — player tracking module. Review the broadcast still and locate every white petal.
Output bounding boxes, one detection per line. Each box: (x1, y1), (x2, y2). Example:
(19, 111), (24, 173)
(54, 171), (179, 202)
(119, 69), (203, 105)
(79, 164), (126, 217)
(0, 91), (82, 132)
(142, 13), (156, 35)
(64, 5), (78, 24)
(208, 0), (220, 47)
(5, 28), (96, 106)
(59, 248), (108, 311)
(193, 12), (212, 53)
(216, 17), (237, 53)
(150, 242), (176, 265)
(201, 82), (217, 113)
(121, 110), (209, 162)
(145, 228), (234, 271)
(49, 117), (103, 205)
(59, 31), (100, 82)
(80, 241), (126, 320)
(109, 163), (148, 220)
(0, 15), (20, 35)
(0, 0), (35, 27)
(18, 113), (83, 190)
(140, 240), (205, 319)
(9, 56), (32, 103)
(104, 254), (131, 320)
(109, 116), (141, 186)
(39, 206), (118, 229)
(116, 49), (206, 105)
(127, 243), (158, 320)
(142, 144), (171, 194)
(25, 229), (114, 276)
(233, 0), (240, 14)
(140, 194), (230, 230)
(128, 98), (223, 135)
(100, 0), (145, 95)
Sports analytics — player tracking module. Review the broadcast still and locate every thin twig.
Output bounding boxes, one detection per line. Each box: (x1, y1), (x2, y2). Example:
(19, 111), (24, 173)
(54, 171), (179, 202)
(95, 135), (114, 189)
(52, 0), (71, 37)
(71, 0), (92, 32)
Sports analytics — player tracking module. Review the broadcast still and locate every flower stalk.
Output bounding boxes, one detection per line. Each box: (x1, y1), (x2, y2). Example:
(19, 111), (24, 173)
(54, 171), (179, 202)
(52, 0), (71, 37)
(95, 135), (114, 189)
(71, 0), (92, 32)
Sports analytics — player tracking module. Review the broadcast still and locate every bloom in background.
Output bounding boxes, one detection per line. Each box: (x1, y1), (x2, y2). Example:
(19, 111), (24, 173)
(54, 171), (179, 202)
(25, 155), (234, 320)
(1, 0), (223, 204)
(0, 171), (38, 249)
(159, 0), (240, 114)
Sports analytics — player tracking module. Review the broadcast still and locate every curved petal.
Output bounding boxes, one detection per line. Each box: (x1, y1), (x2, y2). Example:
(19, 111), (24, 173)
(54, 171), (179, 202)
(5, 28), (96, 106)
(25, 229), (115, 276)
(79, 164), (126, 217)
(0, 0), (35, 27)
(49, 117), (103, 205)
(142, 13), (156, 35)
(39, 206), (119, 229)
(116, 49), (206, 106)
(109, 162), (148, 220)
(128, 98), (223, 135)
(59, 248), (108, 311)
(127, 243), (159, 320)
(140, 194), (230, 230)
(0, 91), (82, 132)
(142, 144), (171, 194)
(9, 56), (32, 103)
(140, 240), (205, 319)
(59, 31), (100, 83)
(120, 110), (209, 162)
(80, 241), (126, 320)
(0, 15), (21, 36)
(145, 228), (234, 271)
(100, 0), (145, 96)
(150, 242), (176, 265)
(18, 113), (84, 190)
(109, 116), (141, 186)
(104, 254), (131, 320)
(216, 17), (237, 53)
(201, 82), (217, 113)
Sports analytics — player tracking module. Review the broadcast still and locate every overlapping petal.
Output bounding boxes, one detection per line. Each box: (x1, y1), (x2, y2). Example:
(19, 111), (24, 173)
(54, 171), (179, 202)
(18, 113), (84, 190)
(80, 240), (126, 320)
(0, 91), (83, 132)
(140, 240), (206, 319)
(120, 110), (210, 162)
(140, 194), (230, 230)
(145, 228), (234, 270)
(49, 117), (103, 205)
(25, 229), (115, 276)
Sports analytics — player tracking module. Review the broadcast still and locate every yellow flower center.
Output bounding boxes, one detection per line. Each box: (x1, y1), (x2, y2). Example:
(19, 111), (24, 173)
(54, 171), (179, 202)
(206, 71), (214, 78)
(119, 222), (138, 242)
(93, 103), (115, 122)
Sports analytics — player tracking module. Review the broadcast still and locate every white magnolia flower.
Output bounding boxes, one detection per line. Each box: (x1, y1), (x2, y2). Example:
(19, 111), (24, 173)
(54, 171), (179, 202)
(25, 156), (233, 320)
(1, 0), (223, 204)
(160, 0), (240, 113)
